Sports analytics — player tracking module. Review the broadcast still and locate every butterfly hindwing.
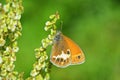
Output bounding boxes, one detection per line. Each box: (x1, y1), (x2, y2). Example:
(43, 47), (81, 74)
(50, 32), (71, 68)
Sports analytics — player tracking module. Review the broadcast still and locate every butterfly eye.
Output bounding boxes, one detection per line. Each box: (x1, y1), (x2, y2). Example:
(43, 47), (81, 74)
(54, 35), (61, 41)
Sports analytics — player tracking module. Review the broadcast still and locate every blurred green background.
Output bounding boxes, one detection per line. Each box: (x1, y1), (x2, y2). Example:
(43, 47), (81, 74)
(2, 0), (120, 80)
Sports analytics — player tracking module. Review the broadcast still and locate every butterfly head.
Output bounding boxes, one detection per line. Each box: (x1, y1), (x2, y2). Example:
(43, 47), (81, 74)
(54, 31), (62, 42)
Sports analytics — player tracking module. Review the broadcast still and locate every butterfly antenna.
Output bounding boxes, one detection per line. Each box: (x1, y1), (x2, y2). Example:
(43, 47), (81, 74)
(60, 21), (63, 31)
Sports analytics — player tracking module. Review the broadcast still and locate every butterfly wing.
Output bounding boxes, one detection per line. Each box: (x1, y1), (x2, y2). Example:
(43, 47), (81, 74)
(63, 35), (85, 65)
(50, 32), (71, 68)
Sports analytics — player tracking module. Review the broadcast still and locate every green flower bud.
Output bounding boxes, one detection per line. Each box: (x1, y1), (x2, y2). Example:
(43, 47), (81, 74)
(0, 37), (6, 47)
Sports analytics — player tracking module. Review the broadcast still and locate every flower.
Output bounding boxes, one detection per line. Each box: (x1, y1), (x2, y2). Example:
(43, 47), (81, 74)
(0, 38), (6, 47)
(0, 56), (3, 64)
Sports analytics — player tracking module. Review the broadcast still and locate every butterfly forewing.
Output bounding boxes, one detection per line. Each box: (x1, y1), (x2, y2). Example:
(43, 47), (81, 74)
(63, 35), (85, 65)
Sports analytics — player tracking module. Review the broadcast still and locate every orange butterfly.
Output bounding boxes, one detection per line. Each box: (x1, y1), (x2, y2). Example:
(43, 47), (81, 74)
(50, 31), (85, 68)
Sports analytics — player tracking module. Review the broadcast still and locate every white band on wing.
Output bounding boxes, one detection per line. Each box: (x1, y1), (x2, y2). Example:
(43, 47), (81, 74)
(53, 50), (71, 60)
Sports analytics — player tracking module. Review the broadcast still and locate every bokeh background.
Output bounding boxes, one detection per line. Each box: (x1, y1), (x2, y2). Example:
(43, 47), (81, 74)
(1, 0), (120, 80)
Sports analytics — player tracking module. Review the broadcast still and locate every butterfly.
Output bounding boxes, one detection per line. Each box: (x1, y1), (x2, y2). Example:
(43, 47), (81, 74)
(50, 31), (85, 68)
